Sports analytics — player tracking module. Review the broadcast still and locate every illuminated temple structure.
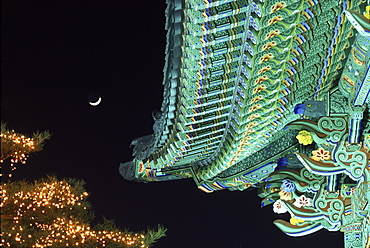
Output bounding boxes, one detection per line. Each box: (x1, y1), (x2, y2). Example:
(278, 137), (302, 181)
(120, 0), (370, 247)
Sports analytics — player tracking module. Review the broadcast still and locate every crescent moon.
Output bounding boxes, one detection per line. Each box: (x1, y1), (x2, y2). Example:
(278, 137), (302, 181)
(89, 97), (101, 106)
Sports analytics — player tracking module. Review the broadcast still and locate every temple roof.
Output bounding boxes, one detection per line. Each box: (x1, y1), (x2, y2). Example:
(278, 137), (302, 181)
(120, 0), (367, 192)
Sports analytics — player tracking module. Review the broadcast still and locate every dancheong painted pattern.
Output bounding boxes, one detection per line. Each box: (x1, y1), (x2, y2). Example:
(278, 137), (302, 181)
(120, 1), (370, 247)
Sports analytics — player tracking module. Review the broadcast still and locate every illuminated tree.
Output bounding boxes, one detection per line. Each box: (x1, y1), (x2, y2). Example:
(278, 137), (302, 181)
(0, 122), (51, 177)
(0, 176), (166, 247)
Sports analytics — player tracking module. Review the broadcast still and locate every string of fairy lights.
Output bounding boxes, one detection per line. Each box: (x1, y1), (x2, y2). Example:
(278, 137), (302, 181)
(0, 125), (161, 247)
(0, 129), (37, 178)
(0, 180), (147, 247)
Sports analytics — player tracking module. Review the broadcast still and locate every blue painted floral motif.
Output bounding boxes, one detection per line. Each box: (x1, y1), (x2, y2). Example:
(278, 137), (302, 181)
(281, 179), (296, 192)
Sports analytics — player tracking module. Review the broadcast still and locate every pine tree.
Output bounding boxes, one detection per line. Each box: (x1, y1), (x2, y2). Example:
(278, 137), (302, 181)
(0, 175), (166, 247)
(0, 122), (51, 176)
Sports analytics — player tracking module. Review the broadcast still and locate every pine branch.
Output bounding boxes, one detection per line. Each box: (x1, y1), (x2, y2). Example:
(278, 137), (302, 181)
(144, 224), (167, 247)
(1, 176), (166, 247)
(0, 122), (51, 176)
(31, 130), (52, 151)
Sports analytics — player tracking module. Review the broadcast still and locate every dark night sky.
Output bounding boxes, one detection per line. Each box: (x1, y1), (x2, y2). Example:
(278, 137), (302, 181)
(2, 1), (343, 247)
